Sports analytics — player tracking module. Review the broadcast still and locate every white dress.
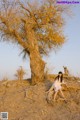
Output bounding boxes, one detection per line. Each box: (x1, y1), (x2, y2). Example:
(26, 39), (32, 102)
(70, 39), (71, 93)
(49, 78), (62, 92)
(52, 79), (62, 92)
(47, 78), (64, 100)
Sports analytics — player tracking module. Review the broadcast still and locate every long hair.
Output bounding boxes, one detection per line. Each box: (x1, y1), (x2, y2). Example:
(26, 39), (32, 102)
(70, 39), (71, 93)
(55, 71), (63, 82)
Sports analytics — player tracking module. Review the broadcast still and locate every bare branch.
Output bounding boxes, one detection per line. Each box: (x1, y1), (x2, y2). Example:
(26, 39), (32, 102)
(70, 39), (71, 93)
(18, 0), (31, 17)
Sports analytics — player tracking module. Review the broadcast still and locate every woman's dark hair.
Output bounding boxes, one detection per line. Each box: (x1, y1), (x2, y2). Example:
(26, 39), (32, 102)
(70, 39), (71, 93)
(55, 71), (63, 82)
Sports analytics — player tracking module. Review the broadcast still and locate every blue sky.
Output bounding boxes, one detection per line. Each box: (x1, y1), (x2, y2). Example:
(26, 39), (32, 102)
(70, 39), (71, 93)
(0, 3), (80, 80)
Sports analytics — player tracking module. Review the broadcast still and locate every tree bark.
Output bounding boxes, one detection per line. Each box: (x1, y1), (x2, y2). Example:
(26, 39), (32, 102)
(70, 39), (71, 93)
(30, 49), (45, 84)
(26, 23), (45, 84)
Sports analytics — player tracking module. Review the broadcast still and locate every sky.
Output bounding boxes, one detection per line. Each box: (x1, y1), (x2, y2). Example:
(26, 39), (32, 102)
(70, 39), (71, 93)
(0, 2), (80, 80)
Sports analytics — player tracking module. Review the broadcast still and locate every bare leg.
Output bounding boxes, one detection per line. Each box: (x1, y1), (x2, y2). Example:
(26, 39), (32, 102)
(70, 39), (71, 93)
(60, 89), (66, 100)
(53, 91), (58, 101)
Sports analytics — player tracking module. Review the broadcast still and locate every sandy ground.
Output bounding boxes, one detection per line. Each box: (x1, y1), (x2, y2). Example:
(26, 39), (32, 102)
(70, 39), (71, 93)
(0, 77), (80, 120)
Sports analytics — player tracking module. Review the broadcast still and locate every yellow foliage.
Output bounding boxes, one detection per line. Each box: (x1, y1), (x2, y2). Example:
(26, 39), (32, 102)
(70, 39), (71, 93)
(0, 0), (69, 55)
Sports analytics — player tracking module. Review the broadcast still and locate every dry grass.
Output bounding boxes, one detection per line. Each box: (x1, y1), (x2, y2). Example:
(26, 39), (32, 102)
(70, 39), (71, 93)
(0, 77), (80, 120)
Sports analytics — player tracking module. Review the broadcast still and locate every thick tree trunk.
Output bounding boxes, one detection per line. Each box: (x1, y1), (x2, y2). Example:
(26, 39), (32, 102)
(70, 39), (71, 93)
(26, 23), (45, 84)
(30, 49), (45, 84)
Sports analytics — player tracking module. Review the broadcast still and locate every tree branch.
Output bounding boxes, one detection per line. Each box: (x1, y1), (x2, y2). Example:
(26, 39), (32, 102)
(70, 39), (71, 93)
(14, 31), (29, 50)
(18, 0), (31, 17)
(0, 14), (29, 51)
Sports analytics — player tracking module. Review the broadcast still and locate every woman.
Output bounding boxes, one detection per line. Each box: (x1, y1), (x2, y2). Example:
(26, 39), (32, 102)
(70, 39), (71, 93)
(47, 71), (66, 101)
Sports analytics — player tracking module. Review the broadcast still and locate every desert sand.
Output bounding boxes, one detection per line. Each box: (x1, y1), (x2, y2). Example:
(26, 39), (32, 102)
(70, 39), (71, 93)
(0, 76), (80, 120)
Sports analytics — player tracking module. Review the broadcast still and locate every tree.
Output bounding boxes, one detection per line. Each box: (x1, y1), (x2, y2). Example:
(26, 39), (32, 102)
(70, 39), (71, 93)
(15, 66), (26, 81)
(0, 0), (68, 84)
